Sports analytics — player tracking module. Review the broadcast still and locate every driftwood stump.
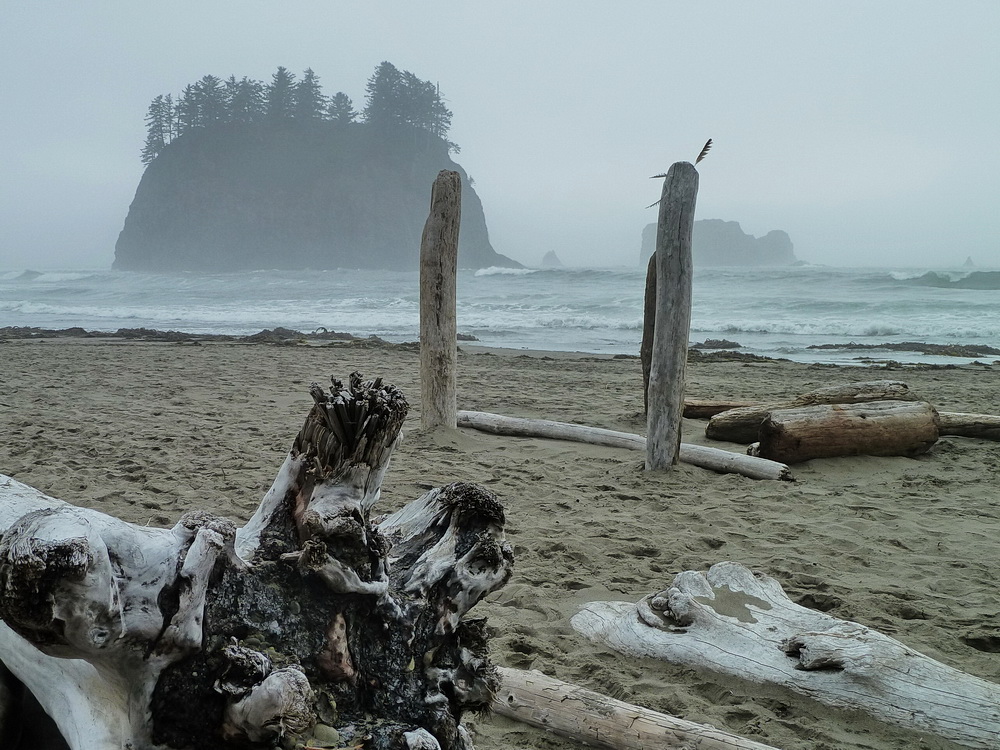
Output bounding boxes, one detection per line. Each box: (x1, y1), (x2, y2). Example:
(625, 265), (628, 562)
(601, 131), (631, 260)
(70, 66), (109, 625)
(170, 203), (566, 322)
(0, 373), (512, 750)
(646, 161), (699, 470)
(419, 170), (461, 430)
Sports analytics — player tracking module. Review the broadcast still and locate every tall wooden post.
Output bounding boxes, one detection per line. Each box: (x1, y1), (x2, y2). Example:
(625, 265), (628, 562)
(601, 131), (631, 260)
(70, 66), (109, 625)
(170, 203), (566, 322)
(419, 170), (462, 430)
(646, 162), (699, 470)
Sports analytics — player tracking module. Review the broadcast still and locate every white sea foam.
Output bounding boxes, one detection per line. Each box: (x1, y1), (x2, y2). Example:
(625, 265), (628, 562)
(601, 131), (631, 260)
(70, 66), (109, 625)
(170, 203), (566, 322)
(1, 265), (998, 362)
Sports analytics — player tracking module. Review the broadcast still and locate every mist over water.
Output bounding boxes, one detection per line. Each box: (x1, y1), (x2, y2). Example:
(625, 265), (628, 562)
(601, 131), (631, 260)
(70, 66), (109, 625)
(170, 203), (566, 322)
(1, 265), (998, 365)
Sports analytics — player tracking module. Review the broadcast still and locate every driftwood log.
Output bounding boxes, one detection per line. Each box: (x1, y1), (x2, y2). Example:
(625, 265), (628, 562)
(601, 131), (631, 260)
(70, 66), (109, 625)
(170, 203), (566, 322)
(0, 373), (513, 750)
(748, 400), (939, 464)
(457, 411), (792, 481)
(646, 161), (698, 470)
(494, 667), (781, 750)
(572, 561), (1000, 749)
(938, 411), (1000, 441)
(705, 380), (919, 443)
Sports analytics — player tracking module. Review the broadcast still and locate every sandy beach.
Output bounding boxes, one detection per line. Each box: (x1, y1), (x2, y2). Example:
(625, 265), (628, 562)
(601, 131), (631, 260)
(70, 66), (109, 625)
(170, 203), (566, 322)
(2, 335), (999, 750)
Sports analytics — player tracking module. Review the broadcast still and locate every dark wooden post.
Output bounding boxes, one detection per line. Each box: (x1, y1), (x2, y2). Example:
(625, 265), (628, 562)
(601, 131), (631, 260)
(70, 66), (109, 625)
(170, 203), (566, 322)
(646, 162), (699, 470)
(641, 252), (656, 415)
(419, 170), (462, 430)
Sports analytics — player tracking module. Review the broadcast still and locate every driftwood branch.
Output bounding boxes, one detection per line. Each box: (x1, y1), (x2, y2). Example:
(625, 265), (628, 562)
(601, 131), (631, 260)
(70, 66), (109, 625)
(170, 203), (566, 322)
(494, 667), (781, 750)
(456, 411), (792, 481)
(0, 373), (512, 750)
(572, 561), (1000, 749)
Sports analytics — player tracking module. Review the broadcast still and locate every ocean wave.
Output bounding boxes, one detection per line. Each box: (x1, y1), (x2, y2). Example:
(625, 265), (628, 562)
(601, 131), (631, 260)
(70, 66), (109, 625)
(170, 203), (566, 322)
(473, 267), (538, 277)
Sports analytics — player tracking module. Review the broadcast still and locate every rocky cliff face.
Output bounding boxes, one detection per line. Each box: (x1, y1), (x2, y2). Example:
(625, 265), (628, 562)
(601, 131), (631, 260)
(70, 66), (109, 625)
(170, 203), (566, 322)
(115, 120), (518, 271)
(641, 219), (796, 266)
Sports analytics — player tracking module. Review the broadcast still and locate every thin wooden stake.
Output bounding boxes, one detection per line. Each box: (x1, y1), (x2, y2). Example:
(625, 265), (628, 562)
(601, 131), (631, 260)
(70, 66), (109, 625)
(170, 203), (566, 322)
(419, 170), (462, 430)
(646, 162), (699, 469)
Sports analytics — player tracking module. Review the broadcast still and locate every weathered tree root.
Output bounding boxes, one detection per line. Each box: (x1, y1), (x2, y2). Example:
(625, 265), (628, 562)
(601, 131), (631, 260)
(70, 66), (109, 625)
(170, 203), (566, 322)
(0, 373), (512, 750)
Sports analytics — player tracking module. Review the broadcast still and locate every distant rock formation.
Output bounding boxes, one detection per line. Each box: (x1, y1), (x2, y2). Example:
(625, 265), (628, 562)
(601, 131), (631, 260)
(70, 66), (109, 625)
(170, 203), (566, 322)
(540, 250), (563, 268)
(115, 120), (520, 272)
(640, 219), (797, 266)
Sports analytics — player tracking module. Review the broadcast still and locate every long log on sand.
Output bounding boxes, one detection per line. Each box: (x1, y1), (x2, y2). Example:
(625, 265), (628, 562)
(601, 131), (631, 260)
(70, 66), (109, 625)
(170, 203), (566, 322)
(572, 562), (1000, 749)
(749, 401), (939, 464)
(0, 374), (513, 750)
(938, 411), (1000, 441)
(706, 380), (920, 443)
(457, 411), (792, 481)
(494, 667), (781, 750)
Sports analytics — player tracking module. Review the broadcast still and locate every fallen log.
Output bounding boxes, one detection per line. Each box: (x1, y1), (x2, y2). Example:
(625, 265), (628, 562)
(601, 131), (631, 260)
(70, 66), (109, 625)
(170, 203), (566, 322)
(0, 373), (513, 750)
(456, 410), (792, 481)
(706, 380), (919, 443)
(494, 666), (781, 750)
(572, 561), (1000, 749)
(749, 400), (939, 464)
(938, 411), (1000, 441)
(683, 398), (756, 419)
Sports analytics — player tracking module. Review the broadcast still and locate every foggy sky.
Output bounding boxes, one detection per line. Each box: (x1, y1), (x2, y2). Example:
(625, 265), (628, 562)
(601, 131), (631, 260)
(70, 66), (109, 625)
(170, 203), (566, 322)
(1, 1), (998, 270)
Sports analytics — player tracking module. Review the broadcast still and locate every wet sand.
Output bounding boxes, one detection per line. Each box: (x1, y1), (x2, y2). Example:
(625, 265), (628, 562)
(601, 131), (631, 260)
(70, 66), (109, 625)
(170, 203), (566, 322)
(2, 336), (999, 749)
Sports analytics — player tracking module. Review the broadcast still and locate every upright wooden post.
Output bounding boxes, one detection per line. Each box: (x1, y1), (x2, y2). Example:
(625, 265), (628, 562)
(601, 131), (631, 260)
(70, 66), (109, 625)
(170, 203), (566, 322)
(640, 252), (656, 415)
(646, 162), (698, 470)
(419, 170), (462, 430)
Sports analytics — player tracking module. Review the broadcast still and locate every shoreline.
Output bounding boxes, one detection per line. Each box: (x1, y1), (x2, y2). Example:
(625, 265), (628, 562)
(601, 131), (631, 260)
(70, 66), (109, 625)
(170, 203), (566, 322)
(3, 325), (998, 369)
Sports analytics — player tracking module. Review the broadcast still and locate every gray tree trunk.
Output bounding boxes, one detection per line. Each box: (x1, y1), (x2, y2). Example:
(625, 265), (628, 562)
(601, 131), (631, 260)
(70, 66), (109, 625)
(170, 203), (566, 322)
(646, 162), (699, 470)
(420, 170), (462, 430)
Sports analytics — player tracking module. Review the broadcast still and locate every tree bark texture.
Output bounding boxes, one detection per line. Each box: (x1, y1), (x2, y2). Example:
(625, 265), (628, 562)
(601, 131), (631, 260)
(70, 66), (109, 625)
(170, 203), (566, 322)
(750, 400), (939, 464)
(419, 170), (462, 430)
(456, 411), (792, 481)
(646, 162), (698, 470)
(494, 667), (781, 750)
(0, 373), (512, 750)
(572, 561), (1000, 749)
(706, 380), (921, 444)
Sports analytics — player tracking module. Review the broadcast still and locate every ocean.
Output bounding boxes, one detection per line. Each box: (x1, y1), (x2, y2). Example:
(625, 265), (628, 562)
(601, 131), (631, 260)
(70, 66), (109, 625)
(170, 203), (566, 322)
(1, 265), (998, 366)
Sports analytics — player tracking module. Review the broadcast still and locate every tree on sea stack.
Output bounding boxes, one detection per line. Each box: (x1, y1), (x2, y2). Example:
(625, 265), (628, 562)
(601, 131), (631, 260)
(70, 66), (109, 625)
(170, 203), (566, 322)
(645, 160), (700, 470)
(419, 170), (462, 430)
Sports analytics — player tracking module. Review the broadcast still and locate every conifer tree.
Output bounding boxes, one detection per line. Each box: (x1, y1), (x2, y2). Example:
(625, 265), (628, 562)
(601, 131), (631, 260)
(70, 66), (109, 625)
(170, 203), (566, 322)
(363, 61), (404, 128)
(227, 76), (265, 122)
(326, 92), (357, 125)
(293, 68), (326, 119)
(265, 66), (297, 121)
(141, 94), (172, 164)
(194, 75), (227, 125)
(175, 84), (201, 134)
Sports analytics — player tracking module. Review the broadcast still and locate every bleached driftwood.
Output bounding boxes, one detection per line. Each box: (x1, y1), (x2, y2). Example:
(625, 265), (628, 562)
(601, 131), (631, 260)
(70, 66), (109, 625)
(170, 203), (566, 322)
(749, 400), (939, 464)
(938, 411), (1000, 441)
(706, 380), (920, 443)
(494, 666), (781, 750)
(572, 561), (1000, 749)
(456, 410), (792, 481)
(646, 161), (698, 470)
(419, 169), (461, 430)
(0, 373), (513, 750)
